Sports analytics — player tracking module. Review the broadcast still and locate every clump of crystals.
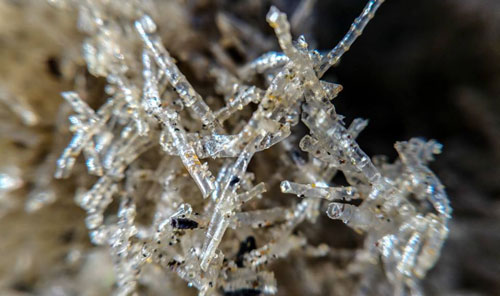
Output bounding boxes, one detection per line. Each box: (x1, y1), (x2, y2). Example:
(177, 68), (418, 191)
(43, 0), (451, 295)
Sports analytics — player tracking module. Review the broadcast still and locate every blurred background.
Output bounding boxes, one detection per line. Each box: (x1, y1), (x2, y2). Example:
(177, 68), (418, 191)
(0, 0), (499, 295)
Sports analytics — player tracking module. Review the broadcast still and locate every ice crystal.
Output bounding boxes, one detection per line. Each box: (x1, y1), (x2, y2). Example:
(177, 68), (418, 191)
(2, 0), (452, 295)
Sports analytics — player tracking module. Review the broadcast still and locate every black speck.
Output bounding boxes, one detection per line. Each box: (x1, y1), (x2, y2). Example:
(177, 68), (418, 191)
(59, 229), (75, 244)
(12, 141), (28, 149)
(290, 149), (304, 164)
(224, 288), (262, 296)
(235, 236), (257, 267)
(229, 176), (240, 187)
(46, 56), (62, 78)
(171, 218), (199, 229)
(168, 260), (179, 268)
(11, 281), (32, 293)
(225, 45), (244, 64)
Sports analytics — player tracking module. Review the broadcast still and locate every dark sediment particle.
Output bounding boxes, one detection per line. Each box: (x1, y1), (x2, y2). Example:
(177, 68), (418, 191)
(171, 218), (198, 229)
(224, 288), (262, 296)
(59, 228), (76, 243)
(46, 56), (62, 78)
(167, 259), (181, 269)
(235, 236), (257, 267)
(229, 176), (240, 186)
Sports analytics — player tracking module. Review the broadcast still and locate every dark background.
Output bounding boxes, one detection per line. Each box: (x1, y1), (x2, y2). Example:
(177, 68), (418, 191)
(312, 0), (500, 294)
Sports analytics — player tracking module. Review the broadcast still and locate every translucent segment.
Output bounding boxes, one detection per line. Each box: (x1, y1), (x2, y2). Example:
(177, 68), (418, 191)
(317, 0), (385, 77)
(222, 270), (277, 295)
(215, 86), (263, 123)
(25, 188), (56, 213)
(266, 7), (297, 59)
(111, 76), (150, 136)
(61, 91), (97, 120)
(245, 234), (306, 267)
(326, 202), (354, 224)
(200, 207), (232, 271)
(320, 80), (343, 100)
(83, 144), (104, 176)
(378, 234), (397, 259)
(414, 217), (448, 278)
(195, 134), (240, 159)
(200, 137), (263, 270)
(142, 50), (215, 198)
(0, 169), (23, 192)
(159, 126), (216, 198)
(395, 139), (452, 218)
(55, 130), (88, 178)
(234, 207), (288, 228)
(280, 180), (358, 201)
(215, 12), (273, 58)
(55, 91), (115, 178)
(77, 176), (117, 213)
(237, 182), (266, 203)
(266, 6), (327, 101)
(397, 232), (421, 277)
(301, 104), (382, 183)
(347, 118), (369, 138)
(0, 86), (39, 126)
(238, 51), (289, 79)
(290, 0), (317, 32)
(135, 16), (220, 130)
(161, 133), (241, 159)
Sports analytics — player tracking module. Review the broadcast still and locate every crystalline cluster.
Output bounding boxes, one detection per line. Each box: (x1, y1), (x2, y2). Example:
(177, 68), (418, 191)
(0, 0), (452, 295)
